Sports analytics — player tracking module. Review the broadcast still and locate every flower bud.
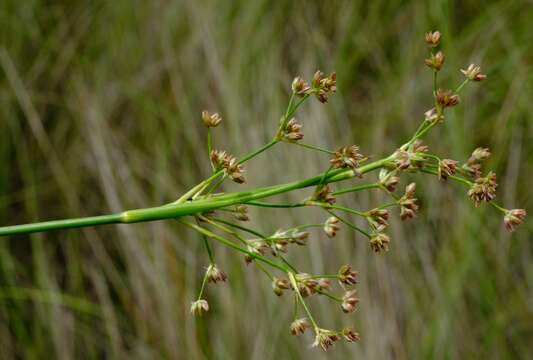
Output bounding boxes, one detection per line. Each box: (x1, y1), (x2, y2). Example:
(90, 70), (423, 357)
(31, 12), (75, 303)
(424, 108), (444, 123)
(201, 110), (222, 128)
(190, 299), (209, 316)
(504, 209), (526, 232)
(291, 77), (310, 96)
(206, 264), (227, 284)
(234, 205), (249, 221)
(470, 147), (491, 162)
(272, 277), (291, 296)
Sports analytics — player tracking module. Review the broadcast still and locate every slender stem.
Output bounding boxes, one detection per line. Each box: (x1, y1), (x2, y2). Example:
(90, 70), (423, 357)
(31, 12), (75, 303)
(197, 270), (209, 300)
(293, 142), (336, 155)
(207, 128), (214, 171)
(310, 202), (367, 218)
(288, 272), (319, 330)
(326, 210), (371, 238)
(316, 289), (342, 302)
(333, 183), (381, 195)
(455, 79), (469, 94)
(245, 201), (304, 209)
(181, 220), (287, 272)
(196, 218), (215, 263)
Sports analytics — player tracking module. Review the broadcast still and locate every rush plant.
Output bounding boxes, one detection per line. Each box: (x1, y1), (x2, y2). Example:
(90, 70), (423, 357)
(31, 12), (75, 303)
(0, 31), (526, 350)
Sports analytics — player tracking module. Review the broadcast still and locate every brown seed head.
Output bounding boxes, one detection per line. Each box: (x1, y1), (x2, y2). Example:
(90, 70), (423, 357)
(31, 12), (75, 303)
(312, 70), (336, 103)
(436, 89), (460, 107)
(461, 64), (486, 81)
(338, 264), (358, 285)
(190, 299), (209, 316)
(313, 185), (336, 205)
(438, 159), (458, 180)
(469, 147), (491, 163)
(468, 171), (497, 207)
(291, 77), (311, 96)
(370, 232), (390, 253)
(233, 205), (249, 221)
(424, 107), (444, 123)
(324, 216), (340, 238)
(224, 156), (245, 184)
(504, 209), (526, 232)
(201, 110), (222, 128)
(290, 318), (311, 336)
(330, 145), (366, 171)
(368, 208), (390, 230)
(206, 264), (228, 284)
(313, 329), (340, 351)
(424, 51), (445, 71)
(272, 277), (291, 296)
(341, 290), (360, 313)
(379, 169), (400, 192)
(342, 327), (361, 342)
(283, 118), (304, 141)
(425, 31), (441, 47)
(210, 150), (229, 169)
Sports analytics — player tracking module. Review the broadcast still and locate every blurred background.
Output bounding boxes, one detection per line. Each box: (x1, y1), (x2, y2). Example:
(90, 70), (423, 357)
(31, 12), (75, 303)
(0, 1), (531, 359)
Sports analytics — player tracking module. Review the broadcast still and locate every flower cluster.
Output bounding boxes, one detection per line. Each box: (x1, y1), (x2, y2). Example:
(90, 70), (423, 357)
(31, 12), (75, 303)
(210, 150), (245, 183)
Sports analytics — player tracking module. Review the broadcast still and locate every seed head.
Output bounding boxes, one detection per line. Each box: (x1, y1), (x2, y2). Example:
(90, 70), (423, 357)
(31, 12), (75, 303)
(190, 299), (209, 316)
(313, 185), (336, 205)
(504, 209), (526, 232)
(342, 327), (361, 342)
(295, 273), (320, 297)
(438, 159), (458, 180)
(341, 290), (360, 313)
(206, 264), (228, 284)
(224, 156), (245, 184)
(469, 147), (491, 162)
(312, 70), (337, 103)
(461, 64), (486, 81)
(201, 110), (222, 128)
(436, 89), (460, 107)
(324, 216), (340, 238)
(424, 31), (441, 47)
(424, 108), (444, 123)
(330, 145), (366, 171)
(368, 208), (390, 230)
(210, 149), (229, 169)
(272, 277), (291, 296)
(338, 264), (358, 285)
(393, 149), (411, 170)
(283, 118), (304, 142)
(370, 232), (390, 253)
(411, 139), (429, 154)
(312, 328), (340, 351)
(424, 51), (445, 71)
(244, 241), (269, 264)
(399, 183), (419, 220)
(379, 169), (400, 192)
(273, 228), (309, 246)
(291, 77), (311, 97)
(290, 318), (311, 336)
(234, 205), (249, 221)
(468, 171), (497, 207)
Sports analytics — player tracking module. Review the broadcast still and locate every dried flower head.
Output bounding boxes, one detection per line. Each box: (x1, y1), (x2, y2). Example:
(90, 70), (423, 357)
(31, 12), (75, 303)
(234, 205), (249, 221)
(224, 156), (245, 184)
(324, 216), (340, 238)
(436, 89), (460, 107)
(368, 208), (390, 230)
(462, 162), (482, 179)
(330, 145), (366, 171)
(313, 328), (340, 351)
(244, 241), (269, 264)
(438, 159), (458, 180)
(190, 299), (209, 316)
(206, 264), (228, 284)
(312, 70), (337, 103)
(411, 139), (429, 154)
(379, 169), (400, 192)
(424, 51), (445, 71)
(313, 185), (336, 205)
(424, 107), (444, 123)
(292, 77), (311, 96)
(338, 264), (358, 285)
(468, 171), (497, 207)
(290, 318), (311, 335)
(399, 183), (419, 220)
(393, 149), (411, 170)
(341, 290), (360, 313)
(342, 327), (360, 342)
(424, 31), (441, 47)
(370, 232), (390, 253)
(201, 110), (222, 128)
(461, 64), (486, 82)
(272, 277), (291, 296)
(210, 149), (229, 169)
(283, 118), (304, 141)
(469, 147), (491, 162)
(504, 209), (527, 232)
(295, 273), (320, 297)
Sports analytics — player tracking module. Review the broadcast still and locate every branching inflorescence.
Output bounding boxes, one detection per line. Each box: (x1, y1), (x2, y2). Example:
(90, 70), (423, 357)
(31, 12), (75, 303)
(0, 32), (527, 350)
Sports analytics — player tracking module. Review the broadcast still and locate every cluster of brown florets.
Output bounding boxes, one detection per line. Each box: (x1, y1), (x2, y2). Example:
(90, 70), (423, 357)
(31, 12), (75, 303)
(187, 31), (526, 353)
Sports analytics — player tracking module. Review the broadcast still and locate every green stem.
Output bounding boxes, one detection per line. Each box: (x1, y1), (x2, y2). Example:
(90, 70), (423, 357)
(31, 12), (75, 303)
(333, 183), (381, 195)
(310, 202), (367, 218)
(326, 210), (371, 238)
(288, 272), (319, 330)
(293, 142), (336, 155)
(0, 157), (390, 236)
(455, 79), (469, 94)
(207, 128), (214, 171)
(245, 201), (304, 208)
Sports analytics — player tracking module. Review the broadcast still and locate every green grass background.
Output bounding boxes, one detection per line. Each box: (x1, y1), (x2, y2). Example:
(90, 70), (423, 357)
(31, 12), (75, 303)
(0, 1), (531, 359)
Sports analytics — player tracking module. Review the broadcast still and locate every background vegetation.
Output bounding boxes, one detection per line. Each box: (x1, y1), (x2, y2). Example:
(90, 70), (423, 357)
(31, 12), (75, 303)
(0, 0), (531, 358)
